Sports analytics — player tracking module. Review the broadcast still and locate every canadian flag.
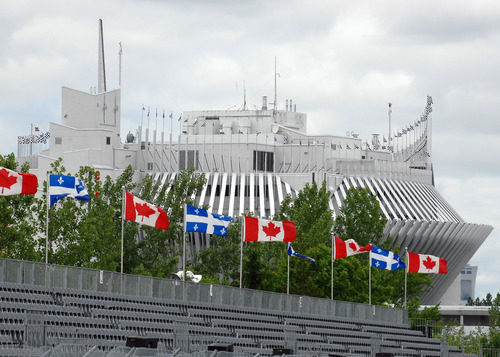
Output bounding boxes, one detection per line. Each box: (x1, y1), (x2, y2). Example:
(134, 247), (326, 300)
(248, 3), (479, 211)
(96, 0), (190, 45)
(124, 191), (169, 230)
(408, 252), (448, 274)
(243, 216), (296, 242)
(0, 167), (38, 196)
(334, 237), (372, 259)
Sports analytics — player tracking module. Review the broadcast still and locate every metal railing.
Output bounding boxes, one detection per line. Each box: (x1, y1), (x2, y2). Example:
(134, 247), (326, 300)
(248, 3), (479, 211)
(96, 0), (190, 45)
(410, 318), (500, 356)
(0, 258), (406, 325)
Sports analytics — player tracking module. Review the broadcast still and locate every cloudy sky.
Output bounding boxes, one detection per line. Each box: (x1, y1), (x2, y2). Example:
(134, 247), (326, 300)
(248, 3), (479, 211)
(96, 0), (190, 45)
(1, 0), (498, 298)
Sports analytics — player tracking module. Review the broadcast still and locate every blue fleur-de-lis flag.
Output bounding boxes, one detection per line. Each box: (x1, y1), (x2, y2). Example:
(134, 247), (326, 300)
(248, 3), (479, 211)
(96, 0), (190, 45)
(185, 204), (233, 236)
(49, 174), (90, 207)
(370, 245), (405, 271)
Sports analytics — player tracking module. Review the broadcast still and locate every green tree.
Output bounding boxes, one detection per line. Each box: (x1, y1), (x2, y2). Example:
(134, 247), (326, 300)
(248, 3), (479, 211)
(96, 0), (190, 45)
(0, 153), (40, 261)
(487, 293), (500, 349)
(286, 244), (331, 297)
(331, 187), (431, 305)
(333, 187), (386, 245)
(407, 296), (441, 321)
(483, 293), (493, 306)
(242, 239), (284, 291)
(134, 168), (205, 277)
(37, 159), (137, 270)
(444, 325), (487, 354)
(77, 164), (137, 271)
(275, 181), (334, 296)
(195, 218), (242, 285)
(278, 181), (333, 250)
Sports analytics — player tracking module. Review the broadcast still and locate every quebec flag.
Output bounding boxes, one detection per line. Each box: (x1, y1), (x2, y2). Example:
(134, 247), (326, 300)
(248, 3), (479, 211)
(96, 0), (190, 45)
(370, 245), (405, 271)
(49, 174), (90, 207)
(185, 204), (233, 236)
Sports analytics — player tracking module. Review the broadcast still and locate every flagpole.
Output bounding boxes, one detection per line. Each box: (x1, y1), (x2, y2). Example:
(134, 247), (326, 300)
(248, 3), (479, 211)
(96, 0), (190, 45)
(331, 235), (335, 300)
(404, 246), (408, 307)
(121, 187), (125, 275)
(183, 204), (187, 283)
(161, 111), (165, 172)
(369, 250), (372, 305)
(45, 171), (50, 265)
(153, 108), (157, 174)
(287, 243), (290, 295)
(169, 113), (173, 171)
(239, 218), (244, 289)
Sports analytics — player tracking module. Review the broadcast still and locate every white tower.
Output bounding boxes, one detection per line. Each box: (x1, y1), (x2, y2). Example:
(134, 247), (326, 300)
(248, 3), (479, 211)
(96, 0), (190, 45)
(97, 19), (107, 94)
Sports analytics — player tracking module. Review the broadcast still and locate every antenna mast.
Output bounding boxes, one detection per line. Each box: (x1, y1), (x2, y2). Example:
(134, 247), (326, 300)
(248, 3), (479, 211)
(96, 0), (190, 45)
(273, 56), (278, 113)
(243, 80), (247, 110)
(118, 42), (123, 88)
(388, 102), (392, 151)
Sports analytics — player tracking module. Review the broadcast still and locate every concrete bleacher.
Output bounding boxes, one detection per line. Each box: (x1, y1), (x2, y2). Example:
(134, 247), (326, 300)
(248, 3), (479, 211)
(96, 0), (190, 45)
(0, 258), (471, 356)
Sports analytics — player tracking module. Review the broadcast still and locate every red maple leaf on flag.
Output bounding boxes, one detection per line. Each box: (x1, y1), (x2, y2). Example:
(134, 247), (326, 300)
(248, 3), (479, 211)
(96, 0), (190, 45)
(262, 222), (281, 240)
(423, 256), (436, 270)
(348, 241), (358, 251)
(0, 168), (18, 194)
(135, 202), (156, 222)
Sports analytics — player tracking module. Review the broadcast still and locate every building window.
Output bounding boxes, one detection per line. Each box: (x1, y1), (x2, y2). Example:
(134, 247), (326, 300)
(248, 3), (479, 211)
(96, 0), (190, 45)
(106, 136), (111, 145)
(461, 280), (473, 301)
(331, 144), (336, 150)
(55, 137), (62, 144)
(253, 151), (274, 172)
(147, 162), (153, 170)
(179, 150), (199, 171)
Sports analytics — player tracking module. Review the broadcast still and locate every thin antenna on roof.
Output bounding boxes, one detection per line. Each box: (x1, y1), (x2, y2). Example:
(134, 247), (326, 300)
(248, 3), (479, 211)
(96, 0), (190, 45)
(388, 102), (392, 151)
(118, 42), (123, 88)
(273, 56), (280, 113)
(243, 80), (247, 110)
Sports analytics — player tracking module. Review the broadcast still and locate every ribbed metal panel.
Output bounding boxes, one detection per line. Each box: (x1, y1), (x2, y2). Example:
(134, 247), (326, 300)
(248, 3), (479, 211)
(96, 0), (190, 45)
(284, 181), (291, 196)
(390, 179), (423, 220)
(156, 171), (492, 305)
(218, 173), (228, 215)
(268, 173), (275, 218)
(239, 174), (245, 216)
(336, 177), (463, 224)
(258, 173), (265, 218)
(330, 176), (491, 304)
(154, 172), (170, 200)
(165, 172), (177, 196)
(198, 173), (209, 207)
(228, 173), (236, 216)
(208, 172), (218, 212)
(276, 175), (284, 204)
(249, 173), (255, 215)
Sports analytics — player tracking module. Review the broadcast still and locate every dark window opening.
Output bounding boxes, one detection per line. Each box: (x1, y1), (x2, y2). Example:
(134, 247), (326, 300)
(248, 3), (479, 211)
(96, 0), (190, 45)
(253, 150), (274, 171)
(179, 150), (199, 170)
